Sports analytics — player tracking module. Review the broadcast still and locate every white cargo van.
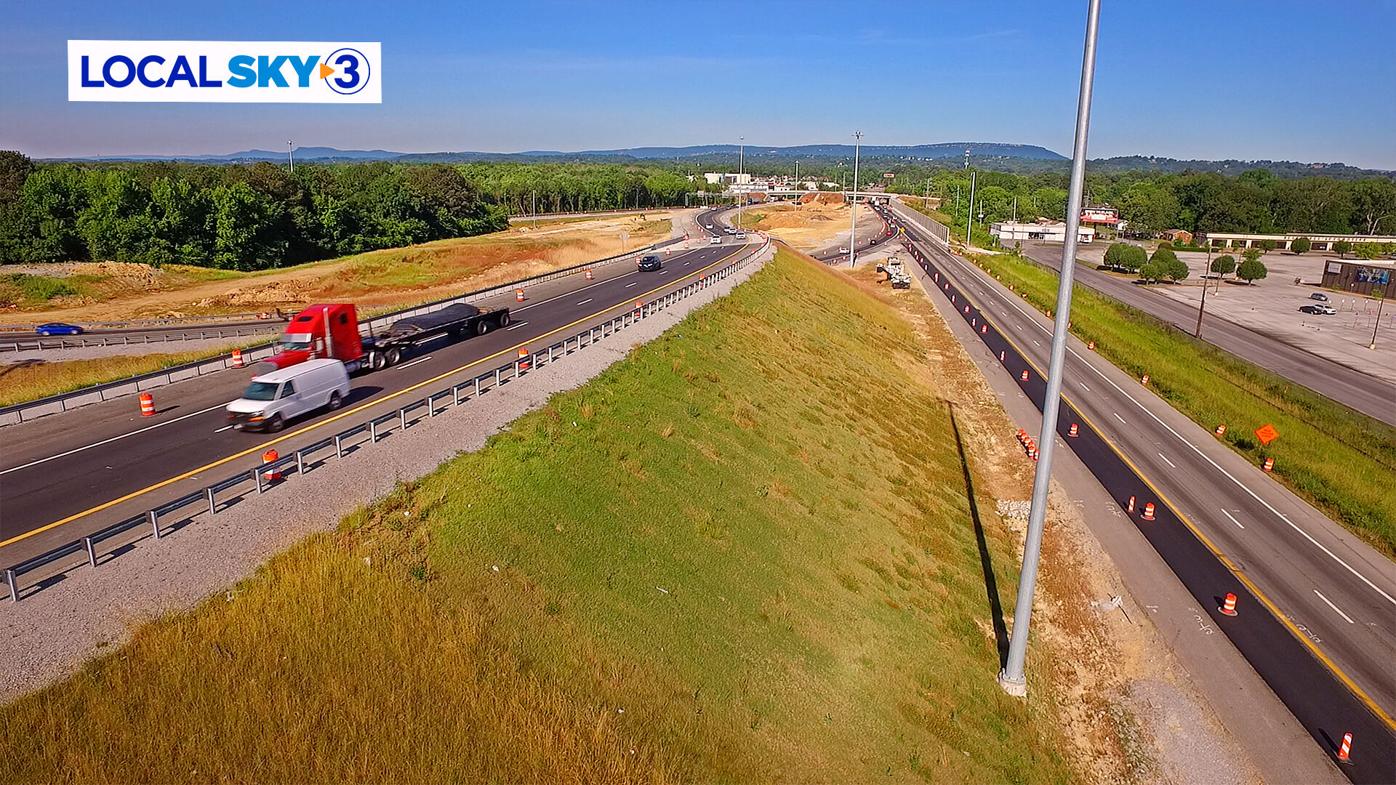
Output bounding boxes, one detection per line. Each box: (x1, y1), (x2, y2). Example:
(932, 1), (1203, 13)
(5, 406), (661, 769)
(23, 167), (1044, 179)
(225, 358), (350, 432)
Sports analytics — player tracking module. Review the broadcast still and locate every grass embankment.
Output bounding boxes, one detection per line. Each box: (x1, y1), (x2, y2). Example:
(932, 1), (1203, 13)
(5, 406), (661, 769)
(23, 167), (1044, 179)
(969, 250), (1396, 555)
(0, 348), (256, 408)
(0, 250), (1081, 783)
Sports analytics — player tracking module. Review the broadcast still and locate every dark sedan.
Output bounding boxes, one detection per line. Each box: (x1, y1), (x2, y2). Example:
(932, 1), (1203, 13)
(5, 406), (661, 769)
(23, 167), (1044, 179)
(637, 254), (663, 271)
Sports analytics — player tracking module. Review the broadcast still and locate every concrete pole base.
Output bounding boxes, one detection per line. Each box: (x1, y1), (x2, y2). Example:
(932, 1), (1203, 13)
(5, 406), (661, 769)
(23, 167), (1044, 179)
(998, 669), (1028, 697)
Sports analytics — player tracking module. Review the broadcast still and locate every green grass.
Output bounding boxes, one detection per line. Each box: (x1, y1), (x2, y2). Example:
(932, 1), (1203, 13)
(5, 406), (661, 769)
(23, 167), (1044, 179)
(902, 200), (997, 249)
(0, 346), (263, 408)
(0, 273), (82, 307)
(0, 250), (1081, 783)
(968, 250), (1396, 555)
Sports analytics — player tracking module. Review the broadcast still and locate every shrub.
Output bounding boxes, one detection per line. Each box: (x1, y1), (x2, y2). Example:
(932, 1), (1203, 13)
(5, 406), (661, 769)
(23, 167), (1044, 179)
(1289, 236), (1312, 254)
(1333, 239), (1352, 258)
(1237, 258), (1269, 284)
(1211, 254), (1237, 276)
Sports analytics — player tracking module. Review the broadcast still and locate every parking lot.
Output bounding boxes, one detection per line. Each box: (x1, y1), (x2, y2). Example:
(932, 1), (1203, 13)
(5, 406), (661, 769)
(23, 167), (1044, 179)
(1066, 243), (1396, 384)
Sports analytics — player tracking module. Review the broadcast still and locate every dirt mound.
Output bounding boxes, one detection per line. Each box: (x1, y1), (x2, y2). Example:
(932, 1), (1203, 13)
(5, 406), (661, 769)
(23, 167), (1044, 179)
(800, 192), (845, 206)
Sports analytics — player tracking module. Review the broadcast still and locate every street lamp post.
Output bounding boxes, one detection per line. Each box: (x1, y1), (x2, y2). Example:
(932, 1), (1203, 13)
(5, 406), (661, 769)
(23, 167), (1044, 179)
(1195, 245), (1213, 338)
(998, 0), (1102, 698)
(965, 170), (977, 247)
(848, 131), (862, 268)
(1372, 291), (1387, 350)
(287, 140), (294, 173)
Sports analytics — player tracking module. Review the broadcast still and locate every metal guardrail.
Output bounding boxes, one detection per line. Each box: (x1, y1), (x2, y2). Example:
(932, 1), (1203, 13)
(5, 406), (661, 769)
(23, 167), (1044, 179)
(0, 237), (683, 427)
(889, 198), (952, 246)
(0, 323), (281, 353)
(2, 238), (770, 602)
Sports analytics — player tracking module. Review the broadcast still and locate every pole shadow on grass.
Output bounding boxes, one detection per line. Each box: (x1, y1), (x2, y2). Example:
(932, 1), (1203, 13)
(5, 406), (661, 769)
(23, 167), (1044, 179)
(946, 401), (1009, 669)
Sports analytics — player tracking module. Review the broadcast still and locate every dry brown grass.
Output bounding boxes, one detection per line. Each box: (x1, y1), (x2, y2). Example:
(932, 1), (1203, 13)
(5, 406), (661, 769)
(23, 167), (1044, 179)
(11, 214), (674, 325)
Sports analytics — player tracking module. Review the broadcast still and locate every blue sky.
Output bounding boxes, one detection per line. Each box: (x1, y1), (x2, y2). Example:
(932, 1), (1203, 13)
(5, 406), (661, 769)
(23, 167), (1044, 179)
(2, 0), (1393, 168)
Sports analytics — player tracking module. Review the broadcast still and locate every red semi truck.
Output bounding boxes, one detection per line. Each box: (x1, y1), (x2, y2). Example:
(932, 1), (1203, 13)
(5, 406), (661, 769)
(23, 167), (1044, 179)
(263, 301), (511, 373)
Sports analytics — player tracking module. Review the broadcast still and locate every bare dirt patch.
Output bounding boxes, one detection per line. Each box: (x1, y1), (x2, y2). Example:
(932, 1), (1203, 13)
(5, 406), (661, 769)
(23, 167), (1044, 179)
(9, 213), (676, 325)
(739, 201), (876, 250)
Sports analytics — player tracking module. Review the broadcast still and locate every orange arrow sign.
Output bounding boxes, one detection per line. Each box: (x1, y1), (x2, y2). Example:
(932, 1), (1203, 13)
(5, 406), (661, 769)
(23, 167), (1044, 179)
(318, 62), (335, 79)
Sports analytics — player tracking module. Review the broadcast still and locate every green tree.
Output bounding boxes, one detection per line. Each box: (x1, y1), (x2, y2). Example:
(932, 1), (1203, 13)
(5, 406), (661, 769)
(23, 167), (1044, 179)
(1349, 178), (1396, 235)
(1237, 257), (1269, 284)
(1332, 240), (1352, 258)
(1289, 236), (1312, 254)
(1210, 254), (1237, 277)
(1138, 261), (1163, 283)
(1150, 245), (1180, 267)
(1256, 239), (1278, 253)
(1354, 243), (1381, 260)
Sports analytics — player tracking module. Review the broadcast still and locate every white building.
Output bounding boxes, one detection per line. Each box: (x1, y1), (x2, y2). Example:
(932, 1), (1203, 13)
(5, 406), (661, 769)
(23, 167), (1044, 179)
(1203, 232), (1396, 251)
(991, 221), (1095, 244)
(703, 172), (752, 186)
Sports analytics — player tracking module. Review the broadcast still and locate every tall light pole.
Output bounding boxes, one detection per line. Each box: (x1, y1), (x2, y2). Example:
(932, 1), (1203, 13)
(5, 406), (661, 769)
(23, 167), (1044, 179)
(965, 169), (977, 247)
(999, 0), (1102, 698)
(848, 130), (862, 268)
(963, 148), (970, 170)
(287, 140), (294, 173)
(1372, 290), (1387, 350)
(738, 136), (745, 230)
(1195, 245), (1213, 338)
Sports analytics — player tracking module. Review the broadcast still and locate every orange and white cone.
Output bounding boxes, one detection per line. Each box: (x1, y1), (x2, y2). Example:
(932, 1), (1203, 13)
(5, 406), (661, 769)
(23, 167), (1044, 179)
(1127, 495), (1136, 513)
(231, 348), (245, 368)
(1068, 423), (1079, 438)
(585, 269), (594, 280)
(1214, 424), (1227, 437)
(515, 288), (526, 302)
(1141, 502), (1156, 521)
(1262, 457), (1274, 472)
(517, 347), (531, 370)
(1141, 373), (1150, 385)
(139, 392), (155, 417)
(1020, 370), (1029, 382)
(1218, 592), (1238, 617)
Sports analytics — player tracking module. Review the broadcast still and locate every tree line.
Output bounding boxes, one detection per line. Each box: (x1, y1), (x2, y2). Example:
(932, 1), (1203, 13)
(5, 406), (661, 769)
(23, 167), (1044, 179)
(0, 153), (705, 270)
(882, 166), (1396, 239)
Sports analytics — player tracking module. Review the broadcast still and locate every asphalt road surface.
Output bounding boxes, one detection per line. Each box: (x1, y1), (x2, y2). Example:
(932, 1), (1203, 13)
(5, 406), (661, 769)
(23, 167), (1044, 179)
(1, 207), (749, 568)
(889, 211), (1396, 782)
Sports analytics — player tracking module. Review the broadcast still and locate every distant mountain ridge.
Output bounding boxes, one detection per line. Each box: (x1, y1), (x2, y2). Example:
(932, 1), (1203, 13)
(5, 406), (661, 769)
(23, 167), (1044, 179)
(40, 144), (1393, 178)
(49, 142), (1066, 164)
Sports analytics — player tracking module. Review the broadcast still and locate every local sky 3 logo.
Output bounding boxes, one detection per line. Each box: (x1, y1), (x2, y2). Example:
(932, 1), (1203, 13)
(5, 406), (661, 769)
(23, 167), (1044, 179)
(68, 41), (381, 103)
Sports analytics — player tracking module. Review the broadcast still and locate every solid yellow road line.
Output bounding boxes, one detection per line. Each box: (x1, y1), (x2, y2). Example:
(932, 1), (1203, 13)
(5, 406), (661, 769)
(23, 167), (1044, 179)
(919, 243), (1396, 732)
(1, 244), (752, 550)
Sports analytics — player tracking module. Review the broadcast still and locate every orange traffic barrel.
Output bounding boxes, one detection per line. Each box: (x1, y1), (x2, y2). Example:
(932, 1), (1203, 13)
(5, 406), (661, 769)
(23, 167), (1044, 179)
(262, 449), (282, 482)
(139, 392), (155, 417)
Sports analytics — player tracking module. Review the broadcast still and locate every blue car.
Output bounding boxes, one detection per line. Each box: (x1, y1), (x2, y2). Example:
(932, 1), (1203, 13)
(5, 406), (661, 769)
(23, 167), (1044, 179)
(36, 322), (83, 336)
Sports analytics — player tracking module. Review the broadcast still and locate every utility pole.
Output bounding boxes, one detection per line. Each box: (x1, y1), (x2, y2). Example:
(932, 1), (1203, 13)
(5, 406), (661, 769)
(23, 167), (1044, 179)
(1012, 195), (1018, 223)
(848, 130), (862, 268)
(999, 0), (1101, 698)
(963, 148), (970, 170)
(287, 140), (294, 173)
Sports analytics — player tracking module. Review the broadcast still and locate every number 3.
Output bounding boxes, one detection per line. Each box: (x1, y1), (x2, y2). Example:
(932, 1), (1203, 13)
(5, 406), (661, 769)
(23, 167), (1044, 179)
(333, 54), (360, 89)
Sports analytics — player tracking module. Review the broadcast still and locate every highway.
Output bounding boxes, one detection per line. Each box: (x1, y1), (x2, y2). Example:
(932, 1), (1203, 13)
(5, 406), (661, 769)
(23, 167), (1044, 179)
(1018, 231), (1392, 425)
(0, 206), (754, 581)
(882, 202), (1396, 782)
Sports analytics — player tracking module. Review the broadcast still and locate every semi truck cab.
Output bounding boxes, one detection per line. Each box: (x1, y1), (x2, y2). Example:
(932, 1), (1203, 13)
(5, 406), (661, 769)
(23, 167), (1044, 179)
(267, 303), (365, 371)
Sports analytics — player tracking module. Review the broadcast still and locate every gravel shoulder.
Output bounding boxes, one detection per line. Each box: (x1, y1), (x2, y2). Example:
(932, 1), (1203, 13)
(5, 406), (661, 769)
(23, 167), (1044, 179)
(0, 243), (773, 702)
